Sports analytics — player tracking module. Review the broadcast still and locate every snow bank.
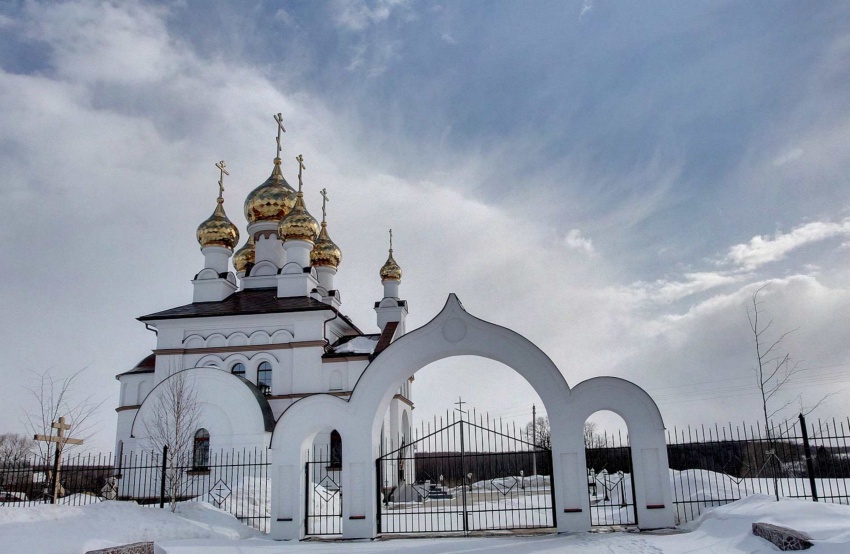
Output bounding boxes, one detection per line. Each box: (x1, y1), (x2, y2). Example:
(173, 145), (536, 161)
(0, 501), (258, 554)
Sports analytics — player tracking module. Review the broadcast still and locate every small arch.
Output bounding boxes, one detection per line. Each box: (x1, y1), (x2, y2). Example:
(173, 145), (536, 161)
(206, 333), (227, 348)
(252, 260), (279, 277)
(271, 329), (294, 344)
(193, 428), (210, 469)
(196, 354), (224, 369)
(137, 380), (151, 405)
(184, 334), (204, 349)
(329, 370), (343, 391)
(249, 331), (272, 346)
(228, 332), (249, 347)
(231, 362), (246, 378)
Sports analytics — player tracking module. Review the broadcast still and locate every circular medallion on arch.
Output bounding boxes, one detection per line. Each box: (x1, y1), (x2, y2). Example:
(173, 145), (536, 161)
(442, 317), (467, 343)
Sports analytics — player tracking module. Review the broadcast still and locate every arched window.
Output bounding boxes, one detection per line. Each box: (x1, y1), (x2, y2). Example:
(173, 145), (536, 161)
(257, 361), (272, 395)
(193, 428), (210, 469)
(329, 430), (342, 469)
(231, 362), (245, 378)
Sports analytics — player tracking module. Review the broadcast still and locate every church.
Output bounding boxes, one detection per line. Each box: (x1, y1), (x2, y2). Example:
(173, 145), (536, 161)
(114, 117), (413, 474)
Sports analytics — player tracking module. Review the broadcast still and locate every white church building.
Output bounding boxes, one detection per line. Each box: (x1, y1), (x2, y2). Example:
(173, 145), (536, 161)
(114, 132), (413, 475)
(114, 118), (674, 539)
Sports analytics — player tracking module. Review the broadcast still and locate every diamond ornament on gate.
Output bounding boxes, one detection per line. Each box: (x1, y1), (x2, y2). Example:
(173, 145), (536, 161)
(208, 479), (232, 508)
(492, 476), (519, 496)
(315, 475), (340, 502)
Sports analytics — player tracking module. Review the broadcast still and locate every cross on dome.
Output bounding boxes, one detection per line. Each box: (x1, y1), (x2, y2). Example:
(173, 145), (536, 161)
(274, 113), (286, 159)
(320, 188), (329, 221)
(215, 160), (229, 200)
(296, 154), (306, 193)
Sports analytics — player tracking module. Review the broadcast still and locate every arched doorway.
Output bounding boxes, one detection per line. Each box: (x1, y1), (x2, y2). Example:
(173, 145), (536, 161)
(584, 411), (636, 526)
(269, 295), (674, 540)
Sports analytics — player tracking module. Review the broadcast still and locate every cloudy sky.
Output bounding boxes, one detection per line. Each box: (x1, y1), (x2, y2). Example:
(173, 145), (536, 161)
(1, 1), (849, 452)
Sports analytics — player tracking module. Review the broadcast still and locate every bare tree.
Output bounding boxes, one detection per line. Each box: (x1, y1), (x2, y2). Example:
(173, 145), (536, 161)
(0, 433), (34, 466)
(525, 416), (551, 449)
(23, 367), (104, 465)
(747, 283), (831, 499)
(583, 421), (609, 449)
(748, 284), (827, 429)
(143, 370), (202, 512)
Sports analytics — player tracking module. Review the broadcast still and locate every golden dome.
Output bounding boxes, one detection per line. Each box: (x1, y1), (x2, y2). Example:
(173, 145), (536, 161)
(311, 222), (342, 269)
(232, 235), (255, 273)
(380, 249), (402, 281)
(197, 199), (240, 250)
(243, 158), (297, 224)
(278, 191), (319, 243)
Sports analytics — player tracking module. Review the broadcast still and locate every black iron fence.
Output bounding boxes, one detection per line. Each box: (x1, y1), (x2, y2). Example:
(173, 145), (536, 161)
(667, 414), (850, 523)
(0, 447), (270, 532)
(2, 414), (849, 534)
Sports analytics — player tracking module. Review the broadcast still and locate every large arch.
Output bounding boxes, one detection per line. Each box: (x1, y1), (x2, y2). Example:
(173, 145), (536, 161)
(270, 294), (674, 539)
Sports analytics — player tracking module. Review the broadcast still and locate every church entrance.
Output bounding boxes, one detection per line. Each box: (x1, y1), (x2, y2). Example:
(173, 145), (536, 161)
(376, 408), (555, 535)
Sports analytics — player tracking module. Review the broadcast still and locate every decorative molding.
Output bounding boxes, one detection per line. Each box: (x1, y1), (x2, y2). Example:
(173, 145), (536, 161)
(266, 391), (352, 400)
(393, 394), (414, 408)
(115, 405), (141, 413)
(156, 340), (324, 356)
(322, 355), (370, 363)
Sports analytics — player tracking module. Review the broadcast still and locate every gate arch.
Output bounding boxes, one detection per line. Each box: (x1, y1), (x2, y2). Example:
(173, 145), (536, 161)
(270, 294), (674, 539)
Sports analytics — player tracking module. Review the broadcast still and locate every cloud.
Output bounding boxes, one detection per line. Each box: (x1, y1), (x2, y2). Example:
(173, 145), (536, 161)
(332, 0), (409, 31)
(564, 229), (596, 255)
(580, 0), (594, 19)
(725, 219), (850, 271)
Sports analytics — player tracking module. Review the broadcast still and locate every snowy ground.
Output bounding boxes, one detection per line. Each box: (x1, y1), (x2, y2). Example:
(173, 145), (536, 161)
(2, 495), (850, 553)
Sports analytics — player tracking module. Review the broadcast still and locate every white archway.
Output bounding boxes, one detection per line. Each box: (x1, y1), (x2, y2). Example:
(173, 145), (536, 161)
(270, 295), (674, 539)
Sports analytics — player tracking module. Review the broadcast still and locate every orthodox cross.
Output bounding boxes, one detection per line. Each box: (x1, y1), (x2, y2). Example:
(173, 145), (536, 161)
(389, 229), (394, 251)
(34, 416), (83, 504)
(454, 397), (467, 421)
(215, 160), (229, 199)
(274, 113), (286, 159)
(295, 154), (306, 192)
(320, 188), (329, 221)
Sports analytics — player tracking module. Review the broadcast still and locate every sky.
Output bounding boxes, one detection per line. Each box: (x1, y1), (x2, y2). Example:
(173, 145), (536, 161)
(1, 0), (849, 453)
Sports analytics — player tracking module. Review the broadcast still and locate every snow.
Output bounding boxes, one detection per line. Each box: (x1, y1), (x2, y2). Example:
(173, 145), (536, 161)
(2, 495), (850, 553)
(330, 336), (378, 355)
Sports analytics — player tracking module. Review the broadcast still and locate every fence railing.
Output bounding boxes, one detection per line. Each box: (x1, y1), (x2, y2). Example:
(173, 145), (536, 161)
(0, 447), (270, 532)
(667, 414), (850, 523)
(2, 415), (848, 532)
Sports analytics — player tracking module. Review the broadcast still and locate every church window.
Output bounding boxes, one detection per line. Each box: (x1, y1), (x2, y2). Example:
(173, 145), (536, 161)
(257, 361), (272, 395)
(231, 362), (245, 378)
(329, 430), (342, 469)
(193, 428), (210, 469)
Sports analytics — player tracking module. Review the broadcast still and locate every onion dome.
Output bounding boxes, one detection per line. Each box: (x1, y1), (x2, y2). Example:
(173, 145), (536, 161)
(232, 235), (255, 273)
(380, 248), (402, 281)
(279, 190), (319, 243)
(197, 198), (240, 250)
(243, 158), (297, 224)
(311, 222), (342, 269)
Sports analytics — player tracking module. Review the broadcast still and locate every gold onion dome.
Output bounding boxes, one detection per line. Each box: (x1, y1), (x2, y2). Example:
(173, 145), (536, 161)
(232, 235), (255, 273)
(311, 222), (342, 269)
(243, 158), (297, 224)
(278, 191), (319, 243)
(380, 249), (402, 281)
(197, 199), (240, 250)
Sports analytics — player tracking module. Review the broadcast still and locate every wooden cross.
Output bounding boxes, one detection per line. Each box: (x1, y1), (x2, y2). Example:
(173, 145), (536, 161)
(320, 188), (329, 221)
(274, 113), (286, 158)
(215, 160), (229, 199)
(34, 416), (83, 504)
(295, 154), (306, 192)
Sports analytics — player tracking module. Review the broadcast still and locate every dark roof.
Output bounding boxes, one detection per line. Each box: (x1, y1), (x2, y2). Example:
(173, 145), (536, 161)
(372, 321), (399, 358)
(139, 288), (361, 332)
(117, 354), (156, 377)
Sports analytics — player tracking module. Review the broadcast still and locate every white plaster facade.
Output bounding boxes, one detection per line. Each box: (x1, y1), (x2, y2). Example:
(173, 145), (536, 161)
(114, 155), (413, 494)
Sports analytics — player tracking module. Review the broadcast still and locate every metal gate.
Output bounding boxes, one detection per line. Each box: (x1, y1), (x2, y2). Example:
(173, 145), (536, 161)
(304, 447), (342, 536)
(377, 411), (556, 535)
(585, 430), (637, 526)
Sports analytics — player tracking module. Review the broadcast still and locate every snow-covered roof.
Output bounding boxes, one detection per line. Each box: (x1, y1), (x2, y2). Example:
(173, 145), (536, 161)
(328, 336), (379, 356)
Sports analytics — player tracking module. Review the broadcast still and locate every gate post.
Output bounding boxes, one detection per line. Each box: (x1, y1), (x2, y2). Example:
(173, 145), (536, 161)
(799, 413), (818, 502)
